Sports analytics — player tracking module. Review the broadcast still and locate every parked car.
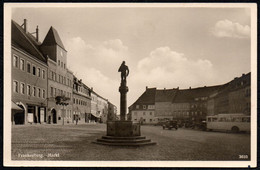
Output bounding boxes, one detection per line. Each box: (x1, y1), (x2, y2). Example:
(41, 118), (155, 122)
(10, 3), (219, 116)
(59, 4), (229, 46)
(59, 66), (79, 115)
(154, 121), (166, 126)
(162, 120), (178, 130)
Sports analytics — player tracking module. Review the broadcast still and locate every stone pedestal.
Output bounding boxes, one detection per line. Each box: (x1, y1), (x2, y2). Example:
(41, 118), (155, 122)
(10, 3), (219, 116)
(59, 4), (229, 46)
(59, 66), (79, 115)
(107, 121), (140, 137)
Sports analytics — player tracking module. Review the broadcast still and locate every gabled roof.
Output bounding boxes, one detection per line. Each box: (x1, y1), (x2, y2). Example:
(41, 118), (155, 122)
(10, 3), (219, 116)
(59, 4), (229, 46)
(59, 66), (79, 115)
(130, 88), (156, 107)
(155, 88), (178, 102)
(11, 20), (46, 63)
(42, 26), (66, 51)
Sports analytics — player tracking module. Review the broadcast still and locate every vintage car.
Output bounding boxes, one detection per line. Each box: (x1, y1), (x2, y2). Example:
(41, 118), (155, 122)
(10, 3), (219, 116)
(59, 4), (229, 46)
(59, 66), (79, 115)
(162, 120), (178, 130)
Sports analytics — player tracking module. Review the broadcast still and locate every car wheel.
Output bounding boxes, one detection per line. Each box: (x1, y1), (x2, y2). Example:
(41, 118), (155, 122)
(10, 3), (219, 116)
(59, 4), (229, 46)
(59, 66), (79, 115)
(231, 126), (239, 133)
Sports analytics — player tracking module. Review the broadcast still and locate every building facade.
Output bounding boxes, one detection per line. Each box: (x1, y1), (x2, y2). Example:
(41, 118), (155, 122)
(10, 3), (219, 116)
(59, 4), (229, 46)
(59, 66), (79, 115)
(129, 87), (156, 124)
(11, 20), (48, 125)
(41, 26), (73, 125)
(72, 76), (91, 124)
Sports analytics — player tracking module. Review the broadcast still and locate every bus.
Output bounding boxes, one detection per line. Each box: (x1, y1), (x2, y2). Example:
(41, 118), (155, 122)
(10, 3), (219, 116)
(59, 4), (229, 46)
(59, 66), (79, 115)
(206, 114), (250, 133)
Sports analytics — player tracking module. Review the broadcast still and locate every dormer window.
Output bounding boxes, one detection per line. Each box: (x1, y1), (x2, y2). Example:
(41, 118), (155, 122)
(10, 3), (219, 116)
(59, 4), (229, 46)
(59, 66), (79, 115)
(136, 105), (139, 109)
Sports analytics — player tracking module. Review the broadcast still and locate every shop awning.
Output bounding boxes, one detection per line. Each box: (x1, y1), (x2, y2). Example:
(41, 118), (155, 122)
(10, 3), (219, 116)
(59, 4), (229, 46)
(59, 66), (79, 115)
(12, 101), (23, 111)
(91, 113), (100, 118)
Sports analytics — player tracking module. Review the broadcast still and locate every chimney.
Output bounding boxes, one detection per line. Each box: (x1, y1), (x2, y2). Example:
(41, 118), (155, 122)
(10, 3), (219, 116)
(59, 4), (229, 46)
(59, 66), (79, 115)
(177, 87), (179, 90)
(242, 73), (245, 76)
(146, 86), (148, 90)
(164, 88), (166, 90)
(23, 19), (27, 32)
(91, 87), (93, 91)
(189, 87), (191, 89)
(36, 25), (39, 42)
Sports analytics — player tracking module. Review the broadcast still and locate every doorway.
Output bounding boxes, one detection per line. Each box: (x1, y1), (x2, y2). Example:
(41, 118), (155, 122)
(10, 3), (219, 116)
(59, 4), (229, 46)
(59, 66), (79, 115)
(51, 109), (57, 124)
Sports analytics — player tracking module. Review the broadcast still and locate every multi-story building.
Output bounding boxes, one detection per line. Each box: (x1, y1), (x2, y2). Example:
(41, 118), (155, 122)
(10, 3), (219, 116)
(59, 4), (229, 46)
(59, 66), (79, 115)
(129, 87), (156, 124)
(97, 95), (108, 123)
(40, 26), (73, 125)
(155, 88), (178, 121)
(208, 73), (251, 116)
(72, 76), (91, 124)
(90, 90), (100, 122)
(172, 89), (191, 120)
(11, 19), (48, 125)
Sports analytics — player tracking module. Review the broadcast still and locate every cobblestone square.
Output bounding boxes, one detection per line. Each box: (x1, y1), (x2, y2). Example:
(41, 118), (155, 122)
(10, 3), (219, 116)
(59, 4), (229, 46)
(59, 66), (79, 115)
(11, 124), (250, 161)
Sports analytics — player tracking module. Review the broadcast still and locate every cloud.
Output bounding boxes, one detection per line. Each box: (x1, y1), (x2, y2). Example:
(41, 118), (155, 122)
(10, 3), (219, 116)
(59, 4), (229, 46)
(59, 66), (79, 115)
(65, 37), (129, 107)
(211, 19), (250, 38)
(130, 47), (214, 90)
(66, 37), (129, 80)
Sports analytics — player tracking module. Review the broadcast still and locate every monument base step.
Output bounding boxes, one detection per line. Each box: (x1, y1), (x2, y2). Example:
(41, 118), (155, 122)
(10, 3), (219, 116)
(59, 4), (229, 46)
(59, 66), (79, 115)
(93, 135), (156, 146)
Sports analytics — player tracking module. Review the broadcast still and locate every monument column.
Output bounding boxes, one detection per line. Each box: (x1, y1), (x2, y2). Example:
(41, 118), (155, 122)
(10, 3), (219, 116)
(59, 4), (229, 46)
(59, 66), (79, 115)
(119, 82), (128, 121)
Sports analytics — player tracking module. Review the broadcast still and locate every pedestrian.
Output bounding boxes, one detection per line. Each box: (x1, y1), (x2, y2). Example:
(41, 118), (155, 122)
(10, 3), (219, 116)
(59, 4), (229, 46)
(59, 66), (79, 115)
(76, 116), (78, 125)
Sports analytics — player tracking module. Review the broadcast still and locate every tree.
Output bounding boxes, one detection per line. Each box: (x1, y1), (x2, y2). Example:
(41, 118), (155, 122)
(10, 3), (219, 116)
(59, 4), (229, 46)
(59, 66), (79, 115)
(55, 95), (70, 125)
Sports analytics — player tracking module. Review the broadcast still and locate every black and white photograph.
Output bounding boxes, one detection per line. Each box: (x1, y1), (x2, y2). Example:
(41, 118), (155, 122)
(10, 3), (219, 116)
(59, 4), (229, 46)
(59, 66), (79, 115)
(4, 3), (257, 167)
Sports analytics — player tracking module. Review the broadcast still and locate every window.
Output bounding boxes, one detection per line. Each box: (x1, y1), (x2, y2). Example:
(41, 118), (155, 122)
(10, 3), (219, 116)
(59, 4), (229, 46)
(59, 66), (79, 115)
(61, 90), (63, 96)
(143, 112), (146, 116)
(61, 62), (63, 68)
(27, 85), (31, 96)
(64, 63), (66, 69)
(33, 87), (36, 97)
(37, 68), (41, 77)
(64, 77), (66, 85)
(38, 88), (41, 98)
(20, 83), (25, 94)
(13, 81), (18, 93)
(13, 55), (18, 68)
(20, 58), (25, 71)
(54, 72), (56, 81)
(51, 87), (53, 97)
(32, 66), (36, 75)
(59, 75), (61, 83)
(150, 112), (152, 115)
(73, 98), (75, 104)
(27, 62), (31, 73)
(58, 60), (60, 66)
(42, 70), (45, 79)
(143, 105), (146, 109)
(42, 89), (45, 99)
(54, 88), (56, 96)
(150, 119), (152, 122)
(136, 105), (139, 109)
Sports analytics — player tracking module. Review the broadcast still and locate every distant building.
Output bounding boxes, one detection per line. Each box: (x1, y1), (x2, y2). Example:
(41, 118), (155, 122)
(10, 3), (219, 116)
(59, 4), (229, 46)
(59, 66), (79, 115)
(129, 73), (250, 126)
(98, 95), (108, 123)
(90, 90), (100, 122)
(155, 88), (178, 121)
(129, 87), (156, 124)
(11, 19), (48, 125)
(208, 73), (251, 115)
(72, 76), (91, 124)
(107, 101), (117, 121)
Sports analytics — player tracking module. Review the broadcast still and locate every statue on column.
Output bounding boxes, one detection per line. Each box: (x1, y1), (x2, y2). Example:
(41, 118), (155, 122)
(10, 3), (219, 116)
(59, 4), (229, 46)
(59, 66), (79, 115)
(118, 61), (129, 84)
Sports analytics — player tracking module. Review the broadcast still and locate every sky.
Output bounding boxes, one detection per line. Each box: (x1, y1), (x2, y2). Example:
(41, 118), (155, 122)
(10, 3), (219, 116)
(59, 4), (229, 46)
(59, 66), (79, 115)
(11, 5), (252, 110)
